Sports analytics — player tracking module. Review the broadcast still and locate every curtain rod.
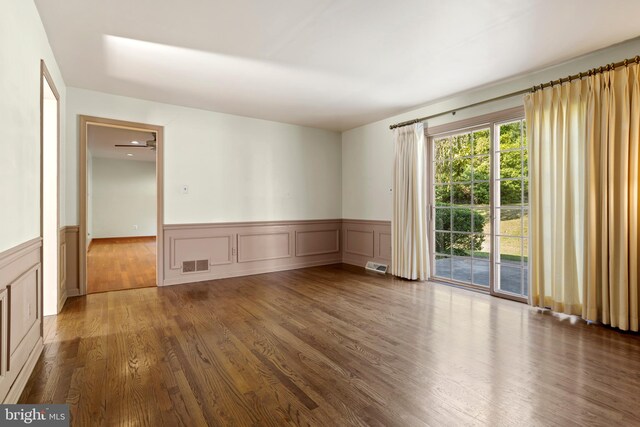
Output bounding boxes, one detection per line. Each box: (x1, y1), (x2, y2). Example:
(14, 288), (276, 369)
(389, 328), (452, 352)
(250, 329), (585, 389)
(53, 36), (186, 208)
(389, 55), (640, 130)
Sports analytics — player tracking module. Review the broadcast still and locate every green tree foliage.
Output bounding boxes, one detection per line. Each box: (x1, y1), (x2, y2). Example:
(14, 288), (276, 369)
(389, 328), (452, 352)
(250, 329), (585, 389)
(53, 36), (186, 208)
(498, 122), (527, 206)
(473, 129), (490, 155)
(435, 206), (487, 256)
(433, 123), (527, 207)
(432, 121), (527, 256)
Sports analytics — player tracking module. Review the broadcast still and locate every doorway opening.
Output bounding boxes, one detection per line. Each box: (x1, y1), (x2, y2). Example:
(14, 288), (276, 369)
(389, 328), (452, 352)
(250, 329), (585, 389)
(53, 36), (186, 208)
(41, 61), (60, 316)
(79, 117), (164, 294)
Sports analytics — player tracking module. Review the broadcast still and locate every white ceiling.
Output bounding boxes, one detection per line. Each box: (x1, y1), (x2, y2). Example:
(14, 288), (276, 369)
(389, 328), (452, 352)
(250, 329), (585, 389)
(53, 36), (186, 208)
(88, 125), (156, 162)
(36, 0), (640, 131)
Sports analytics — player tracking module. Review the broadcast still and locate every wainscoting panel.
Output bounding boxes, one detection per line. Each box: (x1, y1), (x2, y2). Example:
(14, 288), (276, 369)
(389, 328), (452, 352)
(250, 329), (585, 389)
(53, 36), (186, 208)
(345, 229), (374, 257)
(342, 219), (392, 267)
(0, 238), (44, 403)
(170, 235), (233, 269)
(9, 266), (39, 356)
(295, 229), (340, 257)
(0, 289), (8, 400)
(378, 232), (392, 260)
(238, 231), (291, 263)
(58, 228), (68, 310)
(63, 226), (80, 297)
(163, 220), (342, 286)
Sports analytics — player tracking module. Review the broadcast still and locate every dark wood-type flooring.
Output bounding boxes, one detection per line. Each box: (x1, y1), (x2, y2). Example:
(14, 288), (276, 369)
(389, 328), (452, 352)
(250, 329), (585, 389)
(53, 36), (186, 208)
(87, 237), (156, 293)
(20, 264), (640, 426)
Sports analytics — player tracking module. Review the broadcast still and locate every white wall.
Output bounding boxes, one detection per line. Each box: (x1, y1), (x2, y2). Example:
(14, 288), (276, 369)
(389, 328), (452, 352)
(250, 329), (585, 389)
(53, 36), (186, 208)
(342, 37), (640, 221)
(65, 88), (342, 226)
(91, 157), (156, 238)
(0, 0), (66, 252)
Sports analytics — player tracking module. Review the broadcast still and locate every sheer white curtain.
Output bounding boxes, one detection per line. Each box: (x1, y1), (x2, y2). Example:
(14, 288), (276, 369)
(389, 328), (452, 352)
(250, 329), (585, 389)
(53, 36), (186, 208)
(526, 63), (640, 331)
(392, 123), (430, 280)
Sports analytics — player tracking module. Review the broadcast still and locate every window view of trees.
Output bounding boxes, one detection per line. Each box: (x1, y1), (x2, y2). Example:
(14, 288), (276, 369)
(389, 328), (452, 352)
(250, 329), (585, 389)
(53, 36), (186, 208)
(433, 119), (529, 296)
(434, 129), (490, 253)
(434, 129), (491, 286)
(498, 122), (528, 205)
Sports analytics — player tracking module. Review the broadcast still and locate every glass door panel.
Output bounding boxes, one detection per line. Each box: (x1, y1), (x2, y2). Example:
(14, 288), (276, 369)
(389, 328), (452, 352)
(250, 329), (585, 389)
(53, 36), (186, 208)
(494, 119), (528, 299)
(432, 128), (491, 288)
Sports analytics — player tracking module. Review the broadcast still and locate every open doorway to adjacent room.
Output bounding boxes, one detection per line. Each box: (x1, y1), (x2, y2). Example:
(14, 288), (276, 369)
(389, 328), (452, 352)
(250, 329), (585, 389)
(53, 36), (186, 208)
(79, 117), (164, 294)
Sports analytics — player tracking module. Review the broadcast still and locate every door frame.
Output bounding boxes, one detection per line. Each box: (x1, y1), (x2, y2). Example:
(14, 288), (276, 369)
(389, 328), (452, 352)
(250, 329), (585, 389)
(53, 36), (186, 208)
(425, 106), (527, 303)
(40, 60), (61, 315)
(78, 115), (164, 294)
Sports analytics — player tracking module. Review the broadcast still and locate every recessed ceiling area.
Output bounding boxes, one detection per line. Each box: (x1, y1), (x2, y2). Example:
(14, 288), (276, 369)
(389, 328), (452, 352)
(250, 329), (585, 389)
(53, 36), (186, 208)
(88, 125), (156, 162)
(36, 0), (640, 131)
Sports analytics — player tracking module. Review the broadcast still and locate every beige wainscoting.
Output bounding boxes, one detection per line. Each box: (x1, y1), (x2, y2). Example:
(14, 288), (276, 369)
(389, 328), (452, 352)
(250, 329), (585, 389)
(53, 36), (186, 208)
(163, 220), (344, 286)
(62, 219), (392, 288)
(62, 226), (80, 297)
(0, 238), (44, 403)
(342, 219), (392, 267)
(58, 227), (67, 310)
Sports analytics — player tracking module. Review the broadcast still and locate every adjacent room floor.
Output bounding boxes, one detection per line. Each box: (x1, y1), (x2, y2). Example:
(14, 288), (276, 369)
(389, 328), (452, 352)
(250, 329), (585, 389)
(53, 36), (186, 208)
(87, 236), (156, 293)
(21, 264), (640, 426)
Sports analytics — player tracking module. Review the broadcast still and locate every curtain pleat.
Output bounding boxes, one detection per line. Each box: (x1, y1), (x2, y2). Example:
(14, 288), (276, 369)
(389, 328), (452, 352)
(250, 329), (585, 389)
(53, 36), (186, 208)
(527, 63), (640, 331)
(392, 123), (429, 280)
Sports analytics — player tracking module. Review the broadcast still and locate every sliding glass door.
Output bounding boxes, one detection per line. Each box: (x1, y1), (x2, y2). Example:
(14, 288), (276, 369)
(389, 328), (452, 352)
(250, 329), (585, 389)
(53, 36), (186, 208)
(430, 115), (529, 301)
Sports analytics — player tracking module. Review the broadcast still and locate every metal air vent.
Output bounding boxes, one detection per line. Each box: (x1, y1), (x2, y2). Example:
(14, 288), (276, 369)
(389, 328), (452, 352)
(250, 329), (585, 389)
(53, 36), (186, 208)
(182, 259), (210, 273)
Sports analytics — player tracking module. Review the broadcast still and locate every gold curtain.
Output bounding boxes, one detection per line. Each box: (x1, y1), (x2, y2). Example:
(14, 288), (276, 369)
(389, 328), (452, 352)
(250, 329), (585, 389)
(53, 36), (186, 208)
(525, 79), (587, 315)
(392, 123), (430, 280)
(584, 64), (640, 331)
(525, 63), (640, 331)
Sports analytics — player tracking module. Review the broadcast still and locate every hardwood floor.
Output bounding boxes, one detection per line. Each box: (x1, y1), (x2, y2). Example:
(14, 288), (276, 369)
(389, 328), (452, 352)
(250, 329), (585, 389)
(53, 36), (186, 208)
(87, 237), (156, 293)
(20, 264), (640, 426)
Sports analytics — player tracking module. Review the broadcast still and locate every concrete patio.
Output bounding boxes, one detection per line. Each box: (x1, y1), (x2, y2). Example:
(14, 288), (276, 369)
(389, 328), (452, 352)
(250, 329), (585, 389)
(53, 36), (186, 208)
(435, 257), (528, 296)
